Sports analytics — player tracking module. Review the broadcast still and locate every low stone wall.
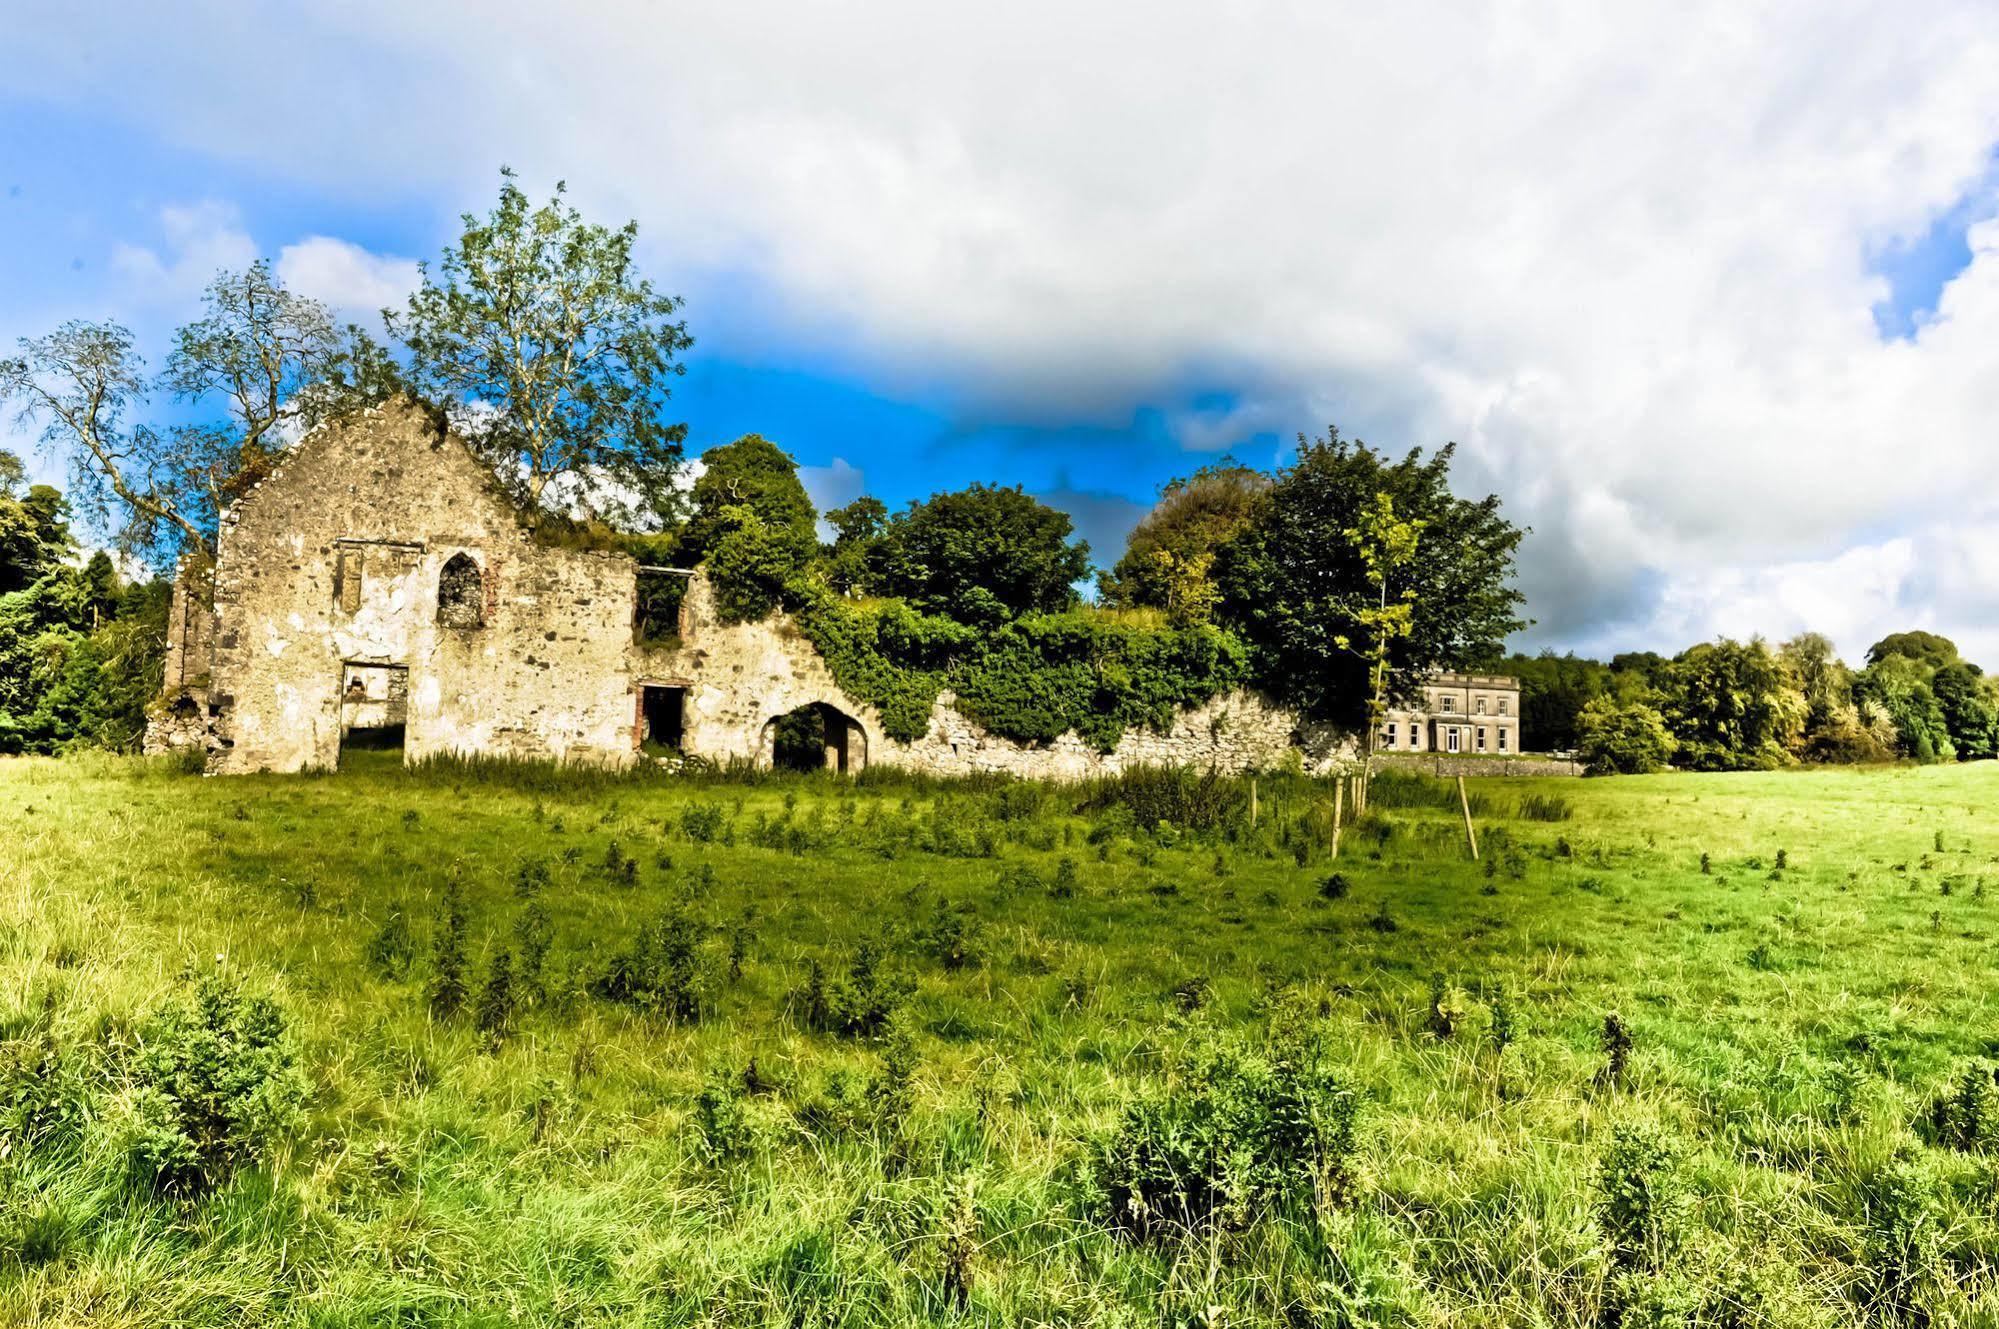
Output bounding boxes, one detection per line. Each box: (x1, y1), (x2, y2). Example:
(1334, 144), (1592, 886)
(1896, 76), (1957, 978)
(887, 689), (1355, 781)
(1376, 753), (1582, 778)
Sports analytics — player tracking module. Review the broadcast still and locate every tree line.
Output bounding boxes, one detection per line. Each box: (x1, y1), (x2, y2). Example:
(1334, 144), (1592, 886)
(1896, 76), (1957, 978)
(1504, 631), (1999, 774)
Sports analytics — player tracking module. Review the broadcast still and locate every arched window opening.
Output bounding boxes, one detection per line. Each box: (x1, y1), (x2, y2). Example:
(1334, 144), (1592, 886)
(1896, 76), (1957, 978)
(437, 553), (484, 628)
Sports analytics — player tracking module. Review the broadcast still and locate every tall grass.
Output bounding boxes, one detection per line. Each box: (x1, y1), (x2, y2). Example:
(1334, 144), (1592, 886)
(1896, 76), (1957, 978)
(0, 754), (1995, 1323)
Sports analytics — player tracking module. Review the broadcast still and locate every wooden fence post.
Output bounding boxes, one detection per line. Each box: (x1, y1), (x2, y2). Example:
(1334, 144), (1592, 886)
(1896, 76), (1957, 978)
(1249, 776), (1259, 828)
(1331, 778), (1344, 860)
(1457, 775), (1479, 860)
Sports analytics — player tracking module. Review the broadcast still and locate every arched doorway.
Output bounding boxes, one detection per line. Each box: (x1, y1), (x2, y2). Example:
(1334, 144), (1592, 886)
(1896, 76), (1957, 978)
(761, 702), (868, 774)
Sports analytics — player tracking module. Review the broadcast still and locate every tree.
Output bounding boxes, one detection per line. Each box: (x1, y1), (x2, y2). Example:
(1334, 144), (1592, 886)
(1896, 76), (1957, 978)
(1932, 662), (1999, 760)
(0, 452), (73, 593)
(1658, 639), (1804, 770)
(869, 484), (1091, 626)
(1101, 463), (1269, 623)
(1575, 697), (1676, 775)
(2, 266), (384, 563)
(824, 495), (888, 595)
(391, 169), (693, 528)
(1865, 631), (1959, 671)
(683, 434), (819, 560)
(1335, 492), (1424, 784)
(1215, 427), (1526, 726)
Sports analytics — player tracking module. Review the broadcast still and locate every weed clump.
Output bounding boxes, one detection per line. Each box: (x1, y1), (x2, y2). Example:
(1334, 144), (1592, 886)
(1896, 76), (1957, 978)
(1088, 1036), (1359, 1239)
(798, 942), (911, 1038)
(1923, 1062), (1999, 1152)
(123, 971), (309, 1195)
(1598, 1011), (1633, 1088)
(365, 906), (416, 979)
(593, 900), (710, 1023)
(1595, 1121), (1689, 1271)
(427, 880), (470, 1017)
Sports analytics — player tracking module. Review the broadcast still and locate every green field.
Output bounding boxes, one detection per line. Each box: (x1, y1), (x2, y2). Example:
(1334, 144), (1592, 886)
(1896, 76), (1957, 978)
(3, 755), (1998, 1326)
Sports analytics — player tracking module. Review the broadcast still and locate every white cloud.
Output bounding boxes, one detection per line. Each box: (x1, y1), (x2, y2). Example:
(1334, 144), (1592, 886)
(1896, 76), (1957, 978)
(275, 237), (419, 317)
(108, 200), (257, 303)
(14, 2), (1999, 659)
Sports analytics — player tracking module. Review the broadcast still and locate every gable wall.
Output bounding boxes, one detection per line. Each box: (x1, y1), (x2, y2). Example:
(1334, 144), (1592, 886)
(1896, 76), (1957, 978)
(207, 401), (642, 773)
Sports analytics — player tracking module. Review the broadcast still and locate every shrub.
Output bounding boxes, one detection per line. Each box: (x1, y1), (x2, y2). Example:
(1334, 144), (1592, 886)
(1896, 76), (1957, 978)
(798, 942), (910, 1038)
(924, 897), (979, 971)
(692, 1068), (755, 1164)
(593, 901), (709, 1023)
(1595, 1122), (1689, 1270)
(1318, 872), (1350, 901)
(1089, 1036), (1359, 1239)
(0, 999), (83, 1160)
(513, 902), (552, 1004)
(1077, 765), (1248, 835)
(680, 803), (725, 844)
(124, 972), (309, 1194)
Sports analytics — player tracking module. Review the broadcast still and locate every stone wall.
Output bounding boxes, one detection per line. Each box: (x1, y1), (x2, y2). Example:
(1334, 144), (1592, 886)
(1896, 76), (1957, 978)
(654, 573), (1354, 779)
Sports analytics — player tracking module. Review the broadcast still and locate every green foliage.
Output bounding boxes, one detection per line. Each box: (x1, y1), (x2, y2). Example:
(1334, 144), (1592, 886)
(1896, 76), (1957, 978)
(1659, 639), (1803, 771)
(862, 483), (1091, 626)
(123, 971), (309, 1194)
(1595, 1122), (1689, 1270)
(798, 942), (910, 1038)
(1099, 462), (1269, 623)
(1076, 764), (1249, 834)
(594, 898), (710, 1023)
(1576, 697), (1676, 775)
(390, 169), (692, 527)
(1923, 1062), (1999, 1152)
(1215, 426), (1526, 726)
(427, 880), (470, 1016)
(1089, 1035), (1359, 1238)
(682, 433), (819, 564)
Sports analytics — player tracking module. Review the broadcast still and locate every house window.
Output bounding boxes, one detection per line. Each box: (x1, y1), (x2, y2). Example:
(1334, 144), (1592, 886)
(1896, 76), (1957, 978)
(1383, 721), (1398, 748)
(437, 552), (484, 628)
(1477, 726), (1487, 751)
(1498, 728), (1509, 752)
(1498, 698), (1509, 716)
(1439, 696), (1455, 713)
(335, 547), (364, 614)
(1447, 728), (1461, 753)
(1476, 697), (1486, 715)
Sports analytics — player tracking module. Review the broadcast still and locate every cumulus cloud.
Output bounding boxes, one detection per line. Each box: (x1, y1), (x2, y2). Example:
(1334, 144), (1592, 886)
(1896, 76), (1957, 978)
(275, 237), (419, 318)
(108, 200), (257, 303)
(13, 1), (1999, 658)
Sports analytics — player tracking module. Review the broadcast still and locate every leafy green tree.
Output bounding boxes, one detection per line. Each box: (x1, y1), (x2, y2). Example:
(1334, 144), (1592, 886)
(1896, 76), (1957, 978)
(1932, 662), (1999, 760)
(1866, 631), (1959, 672)
(870, 484), (1091, 626)
(824, 496), (889, 595)
(391, 169), (693, 528)
(1575, 697), (1676, 774)
(2, 266), (385, 562)
(1659, 639), (1804, 770)
(1215, 427), (1525, 726)
(1335, 493), (1424, 780)
(682, 434), (819, 560)
(0, 452), (73, 593)
(1101, 463), (1269, 623)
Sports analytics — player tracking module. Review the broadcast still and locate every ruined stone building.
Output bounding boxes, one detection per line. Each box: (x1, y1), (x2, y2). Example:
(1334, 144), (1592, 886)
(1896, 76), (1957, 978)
(149, 399), (1358, 778)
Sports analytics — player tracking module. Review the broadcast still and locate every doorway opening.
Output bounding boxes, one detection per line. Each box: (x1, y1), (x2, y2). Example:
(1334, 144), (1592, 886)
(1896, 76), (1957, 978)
(762, 702), (867, 774)
(339, 663), (409, 764)
(638, 684), (687, 755)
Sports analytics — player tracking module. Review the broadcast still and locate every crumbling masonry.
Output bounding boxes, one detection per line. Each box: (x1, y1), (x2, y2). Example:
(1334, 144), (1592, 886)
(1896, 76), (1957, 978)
(151, 399), (1354, 777)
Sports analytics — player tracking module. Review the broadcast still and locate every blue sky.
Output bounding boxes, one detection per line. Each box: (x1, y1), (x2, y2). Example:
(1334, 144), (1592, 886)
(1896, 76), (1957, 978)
(7, 2), (1999, 663)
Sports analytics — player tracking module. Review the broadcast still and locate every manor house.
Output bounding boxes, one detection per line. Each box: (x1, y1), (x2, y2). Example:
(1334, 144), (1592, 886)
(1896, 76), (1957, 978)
(1380, 673), (1522, 756)
(153, 399), (1352, 778)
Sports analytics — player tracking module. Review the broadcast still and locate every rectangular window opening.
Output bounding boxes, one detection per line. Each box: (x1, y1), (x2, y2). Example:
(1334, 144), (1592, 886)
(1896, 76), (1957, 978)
(634, 567), (692, 647)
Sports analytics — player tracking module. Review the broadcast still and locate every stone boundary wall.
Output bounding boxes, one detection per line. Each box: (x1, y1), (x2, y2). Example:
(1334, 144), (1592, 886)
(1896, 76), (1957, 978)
(1376, 753), (1582, 779)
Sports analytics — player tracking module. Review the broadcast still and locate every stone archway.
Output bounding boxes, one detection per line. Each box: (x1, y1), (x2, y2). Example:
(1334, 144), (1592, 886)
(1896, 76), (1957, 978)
(761, 701), (869, 774)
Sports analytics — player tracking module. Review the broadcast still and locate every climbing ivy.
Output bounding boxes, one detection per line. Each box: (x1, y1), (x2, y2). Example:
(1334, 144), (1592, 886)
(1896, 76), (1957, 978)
(790, 583), (1248, 750)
